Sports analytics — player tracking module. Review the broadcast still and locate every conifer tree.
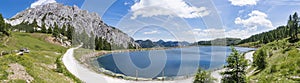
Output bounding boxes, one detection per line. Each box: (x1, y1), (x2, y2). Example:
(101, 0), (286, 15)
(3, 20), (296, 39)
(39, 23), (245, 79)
(52, 23), (60, 37)
(194, 68), (216, 83)
(222, 47), (248, 83)
(41, 23), (47, 33)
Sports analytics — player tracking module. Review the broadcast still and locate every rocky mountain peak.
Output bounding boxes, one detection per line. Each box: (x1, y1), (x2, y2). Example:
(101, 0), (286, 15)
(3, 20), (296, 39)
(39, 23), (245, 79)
(8, 3), (139, 48)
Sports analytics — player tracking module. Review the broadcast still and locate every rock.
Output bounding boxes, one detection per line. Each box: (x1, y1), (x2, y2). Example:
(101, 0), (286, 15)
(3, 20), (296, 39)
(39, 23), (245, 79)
(8, 3), (139, 49)
(7, 63), (34, 82)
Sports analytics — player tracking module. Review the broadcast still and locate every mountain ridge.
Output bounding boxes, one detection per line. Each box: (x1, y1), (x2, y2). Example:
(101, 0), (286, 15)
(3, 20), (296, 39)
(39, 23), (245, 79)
(7, 3), (139, 49)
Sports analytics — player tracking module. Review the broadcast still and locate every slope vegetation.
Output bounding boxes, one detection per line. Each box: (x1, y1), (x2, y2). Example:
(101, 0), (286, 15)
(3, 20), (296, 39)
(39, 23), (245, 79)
(248, 38), (300, 82)
(0, 32), (79, 82)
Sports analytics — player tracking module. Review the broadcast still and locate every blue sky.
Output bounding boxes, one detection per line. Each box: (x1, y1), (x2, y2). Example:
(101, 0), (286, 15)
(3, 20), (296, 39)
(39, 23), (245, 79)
(1, 0), (299, 42)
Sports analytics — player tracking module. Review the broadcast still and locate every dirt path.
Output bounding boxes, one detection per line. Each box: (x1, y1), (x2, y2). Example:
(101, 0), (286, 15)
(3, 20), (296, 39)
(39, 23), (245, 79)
(7, 63), (34, 82)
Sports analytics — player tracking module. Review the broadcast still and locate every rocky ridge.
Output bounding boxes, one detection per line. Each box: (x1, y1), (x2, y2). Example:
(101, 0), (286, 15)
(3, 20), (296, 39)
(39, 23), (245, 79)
(8, 3), (139, 48)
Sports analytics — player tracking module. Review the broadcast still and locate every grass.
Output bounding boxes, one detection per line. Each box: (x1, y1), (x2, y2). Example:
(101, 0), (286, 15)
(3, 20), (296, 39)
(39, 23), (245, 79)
(74, 48), (94, 63)
(248, 38), (300, 83)
(0, 32), (80, 82)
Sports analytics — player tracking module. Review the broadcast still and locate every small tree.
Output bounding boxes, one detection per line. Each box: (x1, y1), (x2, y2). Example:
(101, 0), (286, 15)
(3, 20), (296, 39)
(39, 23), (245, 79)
(52, 23), (60, 37)
(221, 47), (248, 83)
(194, 68), (216, 83)
(61, 24), (66, 36)
(41, 23), (47, 33)
(66, 25), (74, 40)
(47, 27), (52, 34)
(253, 49), (267, 70)
(95, 36), (99, 50)
(0, 13), (9, 36)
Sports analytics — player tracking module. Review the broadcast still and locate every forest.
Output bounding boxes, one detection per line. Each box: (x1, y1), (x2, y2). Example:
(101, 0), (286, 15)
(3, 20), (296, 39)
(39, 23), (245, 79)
(240, 12), (300, 44)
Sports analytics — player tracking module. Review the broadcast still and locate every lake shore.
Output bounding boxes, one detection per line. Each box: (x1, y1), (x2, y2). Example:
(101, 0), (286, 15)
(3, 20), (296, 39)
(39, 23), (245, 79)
(65, 46), (255, 83)
(76, 48), (196, 81)
(64, 46), (194, 83)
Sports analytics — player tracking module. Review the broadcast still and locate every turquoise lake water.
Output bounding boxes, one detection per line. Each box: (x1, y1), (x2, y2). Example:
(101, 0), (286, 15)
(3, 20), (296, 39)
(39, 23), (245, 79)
(96, 46), (255, 78)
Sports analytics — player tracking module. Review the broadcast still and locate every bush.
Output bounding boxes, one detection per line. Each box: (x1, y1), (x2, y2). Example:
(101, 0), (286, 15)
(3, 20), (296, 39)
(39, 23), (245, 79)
(253, 49), (267, 70)
(269, 65), (277, 73)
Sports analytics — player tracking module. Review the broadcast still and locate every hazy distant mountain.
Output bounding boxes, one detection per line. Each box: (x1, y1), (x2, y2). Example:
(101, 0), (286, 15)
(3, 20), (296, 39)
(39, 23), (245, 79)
(135, 39), (190, 48)
(7, 3), (139, 48)
(193, 38), (241, 46)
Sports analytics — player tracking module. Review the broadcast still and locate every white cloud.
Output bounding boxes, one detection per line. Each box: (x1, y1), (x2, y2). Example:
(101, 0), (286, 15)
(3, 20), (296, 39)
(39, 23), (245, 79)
(235, 10), (273, 30)
(238, 10), (245, 14)
(124, 2), (130, 5)
(187, 28), (226, 40)
(143, 30), (160, 34)
(130, 0), (210, 19)
(31, 0), (56, 8)
(229, 0), (259, 6)
(266, 0), (300, 5)
(225, 29), (250, 39)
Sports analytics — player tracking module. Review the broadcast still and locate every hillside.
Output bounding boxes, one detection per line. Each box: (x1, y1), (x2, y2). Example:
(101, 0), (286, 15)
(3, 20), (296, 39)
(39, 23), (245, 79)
(0, 32), (79, 82)
(248, 38), (300, 82)
(244, 12), (300, 82)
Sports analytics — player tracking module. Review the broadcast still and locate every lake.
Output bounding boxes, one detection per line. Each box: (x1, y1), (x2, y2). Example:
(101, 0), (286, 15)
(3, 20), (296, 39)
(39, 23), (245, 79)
(95, 46), (255, 79)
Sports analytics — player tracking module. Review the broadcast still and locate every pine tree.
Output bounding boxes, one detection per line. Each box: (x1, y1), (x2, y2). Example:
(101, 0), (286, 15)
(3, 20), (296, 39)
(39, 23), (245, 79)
(61, 24), (66, 36)
(52, 23), (60, 37)
(89, 31), (95, 49)
(253, 49), (267, 70)
(66, 25), (74, 40)
(194, 68), (216, 83)
(288, 15), (294, 39)
(221, 47), (248, 83)
(99, 37), (104, 50)
(0, 13), (4, 32)
(0, 13), (9, 36)
(41, 23), (47, 33)
(47, 27), (52, 34)
(32, 19), (38, 28)
(292, 12), (299, 40)
(95, 36), (99, 50)
(0, 15), (9, 36)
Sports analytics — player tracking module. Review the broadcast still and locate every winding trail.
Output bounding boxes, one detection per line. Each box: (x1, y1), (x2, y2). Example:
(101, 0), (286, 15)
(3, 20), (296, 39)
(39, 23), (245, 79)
(62, 45), (193, 83)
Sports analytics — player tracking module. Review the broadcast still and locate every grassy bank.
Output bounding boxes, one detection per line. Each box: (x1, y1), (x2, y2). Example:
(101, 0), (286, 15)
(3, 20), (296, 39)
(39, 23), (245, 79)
(0, 32), (80, 82)
(248, 38), (300, 82)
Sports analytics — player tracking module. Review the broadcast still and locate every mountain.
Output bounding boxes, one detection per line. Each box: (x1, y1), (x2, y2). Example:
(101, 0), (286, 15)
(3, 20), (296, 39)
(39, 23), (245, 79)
(135, 39), (190, 48)
(193, 38), (241, 46)
(7, 3), (139, 49)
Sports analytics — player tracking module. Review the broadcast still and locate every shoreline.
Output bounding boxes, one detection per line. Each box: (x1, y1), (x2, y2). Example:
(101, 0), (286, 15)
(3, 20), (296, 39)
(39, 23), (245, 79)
(77, 49), (195, 81)
(83, 48), (256, 82)
(64, 46), (194, 83)
(65, 46), (255, 83)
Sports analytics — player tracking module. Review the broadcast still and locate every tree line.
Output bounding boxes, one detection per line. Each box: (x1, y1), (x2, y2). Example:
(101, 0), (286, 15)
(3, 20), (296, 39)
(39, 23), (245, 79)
(13, 20), (74, 40)
(0, 14), (11, 36)
(240, 12), (300, 44)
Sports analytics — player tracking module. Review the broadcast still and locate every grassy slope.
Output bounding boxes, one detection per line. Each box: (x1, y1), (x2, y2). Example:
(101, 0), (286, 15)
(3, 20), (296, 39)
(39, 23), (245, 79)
(0, 32), (77, 83)
(248, 38), (300, 83)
